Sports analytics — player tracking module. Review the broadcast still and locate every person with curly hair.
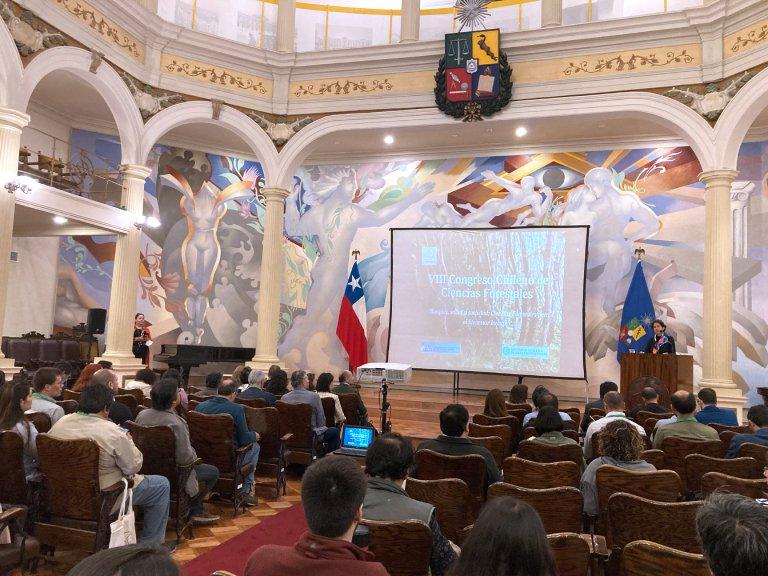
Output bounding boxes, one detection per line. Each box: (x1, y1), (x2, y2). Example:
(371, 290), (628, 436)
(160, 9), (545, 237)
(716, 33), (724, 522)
(580, 419), (655, 516)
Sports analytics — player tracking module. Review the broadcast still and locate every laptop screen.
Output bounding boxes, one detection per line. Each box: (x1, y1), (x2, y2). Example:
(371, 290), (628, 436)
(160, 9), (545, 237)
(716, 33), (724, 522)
(341, 425), (375, 449)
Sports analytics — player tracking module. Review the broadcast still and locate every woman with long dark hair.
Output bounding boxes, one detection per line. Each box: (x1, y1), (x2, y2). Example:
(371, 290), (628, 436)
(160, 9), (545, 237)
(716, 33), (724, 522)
(449, 496), (556, 576)
(0, 378), (40, 480)
(265, 369), (289, 396)
(315, 372), (345, 425)
(483, 389), (507, 418)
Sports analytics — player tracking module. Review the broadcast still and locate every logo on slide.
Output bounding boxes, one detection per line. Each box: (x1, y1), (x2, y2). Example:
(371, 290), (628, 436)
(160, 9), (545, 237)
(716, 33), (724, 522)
(422, 246), (438, 266)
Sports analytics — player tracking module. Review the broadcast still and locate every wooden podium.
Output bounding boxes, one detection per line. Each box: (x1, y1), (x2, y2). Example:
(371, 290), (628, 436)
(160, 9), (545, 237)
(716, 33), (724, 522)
(619, 353), (693, 411)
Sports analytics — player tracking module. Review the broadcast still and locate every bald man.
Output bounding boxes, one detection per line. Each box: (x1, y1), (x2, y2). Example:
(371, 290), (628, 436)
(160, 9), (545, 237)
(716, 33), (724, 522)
(332, 371), (369, 425)
(653, 391), (720, 449)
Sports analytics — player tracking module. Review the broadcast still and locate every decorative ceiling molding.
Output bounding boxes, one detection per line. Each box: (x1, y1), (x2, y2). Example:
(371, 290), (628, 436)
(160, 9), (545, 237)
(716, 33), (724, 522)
(161, 53), (273, 99)
(120, 71), (185, 120)
(663, 70), (755, 123)
(726, 17), (768, 57)
(0, 1), (67, 58)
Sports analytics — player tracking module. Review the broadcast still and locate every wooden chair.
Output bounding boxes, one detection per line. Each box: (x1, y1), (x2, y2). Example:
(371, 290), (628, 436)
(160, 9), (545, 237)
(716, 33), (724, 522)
(588, 408), (606, 422)
(35, 435), (125, 552)
(124, 422), (197, 540)
(244, 406), (291, 496)
(635, 411), (674, 427)
(114, 394), (139, 418)
(0, 432), (29, 506)
(506, 402), (532, 413)
(188, 393), (208, 404)
(521, 427), (580, 443)
(234, 397), (266, 409)
(187, 386), (201, 395)
(660, 438), (725, 488)
(415, 450), (485, 515)
(738, 442), (768, 463)
(467, 436), (505, 469)
(591, 430), (606, 459)
(517, 442), (584, 471)
(718, 430), (737, 453)
(562, 407), (581, 429)
(488, 483), (583, 534)
(61, 389), (80, 402)
(640, 449), (666, 469)
(623, 540), (713, 576)
(507, 408), (529, 427)
(360, 519), (432, 576)
(708, 423), (749, 434)
(503, 456), (580, 488)
(187, 412), (255, 515)
(276, 401), (322, 466)
(641, 417), (661, 438)
(405, 477), (473, 543)
(116, 387), (144, 403)
(684, 454), (760, 497)
(0, 505), (40, 575)
(337, 393), (361, 425)
(701, 471), (768, 498)
(188, 399), (200, 411)
(320, 396), (336, 427)
(55, 399), (78, 415)
(548, 532), (591, 576)
(472, 414), (521, 452)
(468, 422), (511, 459)
(25, 412), (51, 434)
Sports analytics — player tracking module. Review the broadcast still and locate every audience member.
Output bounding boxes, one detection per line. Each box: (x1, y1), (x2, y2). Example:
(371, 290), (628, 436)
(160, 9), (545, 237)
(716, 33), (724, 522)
(281, 370), (340, 451)
(364, 432), (458, 576)
(447, 496), (555, 576)
(483, 389), (507, 418)
(231, 365), (248, 388)
(332, 370), (369, 424)
(726, 405), (768, 458)
(696, 493), (768, 576)
(417, 404), (502, 487)
(583, 391), (645, 459)
(30, 367), (65, 424)
(652, 391), (719, 449)
(696, 388), (738, 426)
(315, 372), (345, 425)
(53, 361), (75, 389)
(530, 385), (549, 408)
(65, 543), (178, 576)
(0, 378), (39, 479)
(161, 368), (187, 410)
(627, 386), (669, 419)
(508, 383), (528, 404)
(238, 370), (277, 407)
(522, 406), (584, 469)
(90, 369), (133, 426)
(580, 419), (655, 516)
(581, 380), (618, 433)
(135, 379), (220, 525)
(245, 457), (388, 576)
(49, 383), (171, 546)
(199, 372), (223, 397)
(265, 369), (290, 396)
(72, 363), (101, 392)
(522, 392), (573, 427)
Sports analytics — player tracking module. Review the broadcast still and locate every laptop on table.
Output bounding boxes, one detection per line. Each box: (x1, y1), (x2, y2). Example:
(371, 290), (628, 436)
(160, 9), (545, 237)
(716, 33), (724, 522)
(333, 425), (376, 457)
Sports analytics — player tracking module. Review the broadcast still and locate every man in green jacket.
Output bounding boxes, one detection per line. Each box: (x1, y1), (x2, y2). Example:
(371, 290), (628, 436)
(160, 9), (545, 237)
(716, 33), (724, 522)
(653, 390), (719, 449)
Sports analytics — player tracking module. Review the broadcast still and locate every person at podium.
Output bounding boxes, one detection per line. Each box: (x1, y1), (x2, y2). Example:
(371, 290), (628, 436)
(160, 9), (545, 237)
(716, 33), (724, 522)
(644, 319), (676, 354)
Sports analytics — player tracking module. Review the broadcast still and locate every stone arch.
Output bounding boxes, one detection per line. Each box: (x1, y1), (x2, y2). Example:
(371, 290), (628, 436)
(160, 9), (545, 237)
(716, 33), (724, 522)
(0, 19), (24, 107)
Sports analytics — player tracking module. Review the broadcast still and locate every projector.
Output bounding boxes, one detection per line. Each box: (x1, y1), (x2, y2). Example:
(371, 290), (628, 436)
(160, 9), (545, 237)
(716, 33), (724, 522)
(356, 363), (412, 384)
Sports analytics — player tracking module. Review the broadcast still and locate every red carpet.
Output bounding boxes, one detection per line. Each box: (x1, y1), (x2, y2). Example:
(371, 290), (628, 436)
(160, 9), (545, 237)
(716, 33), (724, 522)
(181, 505), (307, 576)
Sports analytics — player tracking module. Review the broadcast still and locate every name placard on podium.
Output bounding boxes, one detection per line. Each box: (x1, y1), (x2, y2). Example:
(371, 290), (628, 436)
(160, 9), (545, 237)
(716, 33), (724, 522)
(619, 353), (693, 411)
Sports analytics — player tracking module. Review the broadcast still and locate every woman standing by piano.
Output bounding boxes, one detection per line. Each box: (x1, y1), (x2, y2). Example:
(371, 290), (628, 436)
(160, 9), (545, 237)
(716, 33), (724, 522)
(133, 313), (152, 365)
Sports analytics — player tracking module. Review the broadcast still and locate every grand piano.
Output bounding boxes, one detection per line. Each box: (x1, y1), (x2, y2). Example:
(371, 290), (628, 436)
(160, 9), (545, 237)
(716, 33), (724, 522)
(154, 344), (255, 385)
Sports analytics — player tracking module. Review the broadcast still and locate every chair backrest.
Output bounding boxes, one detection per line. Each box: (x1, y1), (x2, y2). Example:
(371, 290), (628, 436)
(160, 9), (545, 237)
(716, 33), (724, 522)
(116, 388), (144, 402)
(60, 339), (82, 362)
(517, 441), (584, 469)
(507, 408), (529, 424)
(244, 406), (281, 460)
(548, 533), (591, 576)
(7, 339), (31, 364)
(591, 430), (606, 458)
(639, 449), (666, 469)
(738, 442), (768, 463)
(708, 423), (749, 434)
(234, 397), (267, 408)
(522, 427), (579, 443)
(718, 430), (737, 453)
(700, 472), (768, 499)
(684, 454), (760, 496)
(275, 401), (314, 451)
(623, 540), (713, 576)
(123, 422), (181, 492)
(361, 519), (432, 576)
(337, 393), (360, 425)
(188, 393), (208, 403)
(320, 396), (335, 427)
(0, 431), (27, 504)
(56, 399), (79, 415)
(187, 411), (237, 474)
(472, 414), (520, 452)
(467, 436), (505, 468)
(607, 493), (702, 552)
(404, 477), (472, 543)
(62, 389), (81, 402)
(114, 394), (139, 418)
(503, 456), (580, 488)
(488, 483), (583, 534)
(588, 407), (606, 421)
(661, 438), (725, 486)
(25, 411), (52, 433)
(635, 411), (674, 426)
(38, 339), (62, 363)
(468, 422), (511, 458)
(415, 449), (485, 505)
(506, 402), (532, 413)
(562, 407), (581, 428)
(36, 435), (104, 521)
(642, 417), (661, 438)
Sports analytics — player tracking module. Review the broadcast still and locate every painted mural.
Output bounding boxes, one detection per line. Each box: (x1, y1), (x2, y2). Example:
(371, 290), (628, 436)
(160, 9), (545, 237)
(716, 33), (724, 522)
(54, 132), (768, 405)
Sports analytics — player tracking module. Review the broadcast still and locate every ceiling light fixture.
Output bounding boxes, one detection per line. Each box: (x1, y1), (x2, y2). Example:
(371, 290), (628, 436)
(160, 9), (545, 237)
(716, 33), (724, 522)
(515, 126), (528, 138)
(383, 134), (395, 145)
(53, 215), (68, 225)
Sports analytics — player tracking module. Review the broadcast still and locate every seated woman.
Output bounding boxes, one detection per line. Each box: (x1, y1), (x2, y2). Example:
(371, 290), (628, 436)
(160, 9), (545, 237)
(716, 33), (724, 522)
(72, 363), (102, 392)
(315, 372), (345, 425)
(508, 382), (529, 405)
(483, 388), (507, 418)
(523, 406), (585, 470)
(265, 369), (290, 396)
(580, 419), (656, 516)
(0, 377), (40, 480)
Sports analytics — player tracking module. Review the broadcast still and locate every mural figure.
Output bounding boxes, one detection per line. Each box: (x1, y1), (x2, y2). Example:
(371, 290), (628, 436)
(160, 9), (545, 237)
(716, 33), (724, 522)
(459, 172), (552, 226)
(414, 200), (464, 227)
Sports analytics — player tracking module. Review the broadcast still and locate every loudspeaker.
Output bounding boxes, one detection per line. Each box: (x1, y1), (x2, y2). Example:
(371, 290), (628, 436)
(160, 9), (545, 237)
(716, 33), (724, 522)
(86, 308), (107, 335)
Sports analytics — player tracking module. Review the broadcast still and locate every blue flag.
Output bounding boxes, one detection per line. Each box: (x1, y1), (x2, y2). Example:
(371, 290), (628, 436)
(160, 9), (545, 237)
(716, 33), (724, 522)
(617, 261), (655, 360)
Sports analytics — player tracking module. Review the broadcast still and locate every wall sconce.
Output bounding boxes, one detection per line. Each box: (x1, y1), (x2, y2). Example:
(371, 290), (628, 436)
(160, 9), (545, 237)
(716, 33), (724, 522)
(134, 214), (161, 230)
(4, 175), (38, 195)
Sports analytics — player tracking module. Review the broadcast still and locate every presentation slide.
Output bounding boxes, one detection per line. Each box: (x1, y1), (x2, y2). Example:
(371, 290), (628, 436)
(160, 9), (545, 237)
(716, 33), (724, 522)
(387, 227), (588, 378)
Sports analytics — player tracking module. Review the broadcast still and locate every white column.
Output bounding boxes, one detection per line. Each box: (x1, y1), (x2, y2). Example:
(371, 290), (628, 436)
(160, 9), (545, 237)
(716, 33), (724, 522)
(400, 0), (420, 43)
(248, 187), (289, 369)
(276, 0), (296, 53)
(541, 0), (563, 28)
(95, 164), (152, 381)
(730, 181), (752, 309)
(0, 107), (30, 375)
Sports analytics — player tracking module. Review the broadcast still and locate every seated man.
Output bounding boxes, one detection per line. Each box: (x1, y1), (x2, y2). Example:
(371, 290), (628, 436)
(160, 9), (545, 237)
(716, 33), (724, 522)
(238, 369), (277, 407)
(199, 372), (223, 397)
(196, 379), (260, 506)
(695, 388), (738, 426)
(652, 391), (719, 449)
(417, 403), (502, 488)
(48, 383), (171, 547)
(522, 392), (573, 428)
(726, 405), (768, 458)
(696, 493), (768, 576)
(89, 369), (133, 426)
(364, 433), (458, 576)
(281, 370), (340, 452)
(582, 381), (618, 432)
(135, 378), (221, 525)
(245, 457), (388, 576)
(332, 370), (369, 425)
(627, 386), (669, 420)
(29, 367), (64, 424)
(583, 391), (645, 460)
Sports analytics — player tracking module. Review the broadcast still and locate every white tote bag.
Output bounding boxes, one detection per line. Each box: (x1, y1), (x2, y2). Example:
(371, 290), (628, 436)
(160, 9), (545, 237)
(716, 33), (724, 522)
(109, 479), (137, 548)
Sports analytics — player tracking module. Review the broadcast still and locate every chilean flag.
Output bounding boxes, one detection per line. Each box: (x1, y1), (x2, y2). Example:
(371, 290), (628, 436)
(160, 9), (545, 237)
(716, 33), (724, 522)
(336, 262), (368, 371)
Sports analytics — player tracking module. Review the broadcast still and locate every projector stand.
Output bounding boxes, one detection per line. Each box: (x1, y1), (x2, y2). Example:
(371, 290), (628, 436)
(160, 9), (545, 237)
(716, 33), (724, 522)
(379, 379), (391, 434)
